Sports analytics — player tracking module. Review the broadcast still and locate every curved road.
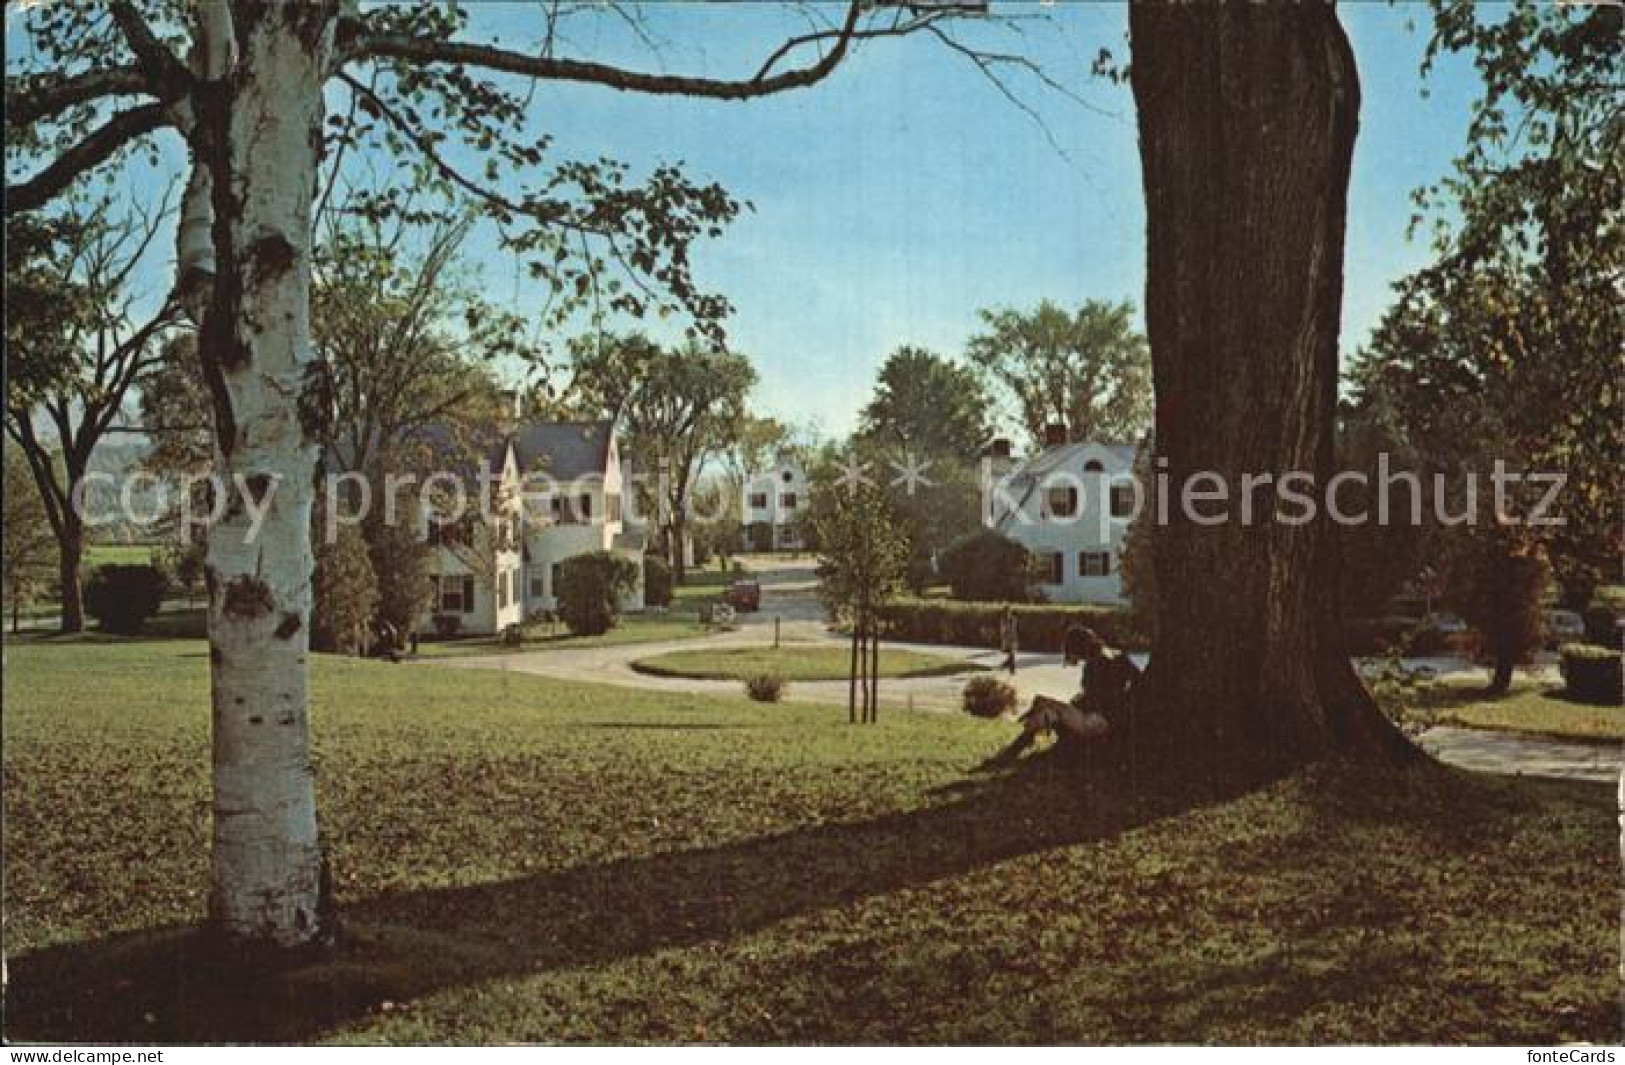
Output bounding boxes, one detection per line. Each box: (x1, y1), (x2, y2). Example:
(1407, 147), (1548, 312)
(426, 557), (1622, 783)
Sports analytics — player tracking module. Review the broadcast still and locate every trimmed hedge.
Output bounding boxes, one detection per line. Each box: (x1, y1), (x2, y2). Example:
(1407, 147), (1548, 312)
(744, 673), (787, 703)
(84, 564), (166, 635)
(877, 597), (1146, 652)
(1559, 643), (1622, 706)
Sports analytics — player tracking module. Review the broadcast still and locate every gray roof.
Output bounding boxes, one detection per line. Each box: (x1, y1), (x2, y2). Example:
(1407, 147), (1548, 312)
(511, 420), (614, 481)
(1009, 440), (1137, 482)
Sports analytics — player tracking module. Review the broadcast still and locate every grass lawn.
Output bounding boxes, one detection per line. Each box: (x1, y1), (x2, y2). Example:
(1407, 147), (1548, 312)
(633, 644), (985, 682)
(1416, 674), (1622, 742)
(3, 638), (1616, 1043)
(83, 542), (162, 569)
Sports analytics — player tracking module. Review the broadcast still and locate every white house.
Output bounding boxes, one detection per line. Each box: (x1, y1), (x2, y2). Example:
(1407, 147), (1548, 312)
(415, 419), (644, 636)
(511, 420), (644, 616)
(989, 435), (1139, 605)
(415, 424), (526, 637)
(741, 450), (808, 552)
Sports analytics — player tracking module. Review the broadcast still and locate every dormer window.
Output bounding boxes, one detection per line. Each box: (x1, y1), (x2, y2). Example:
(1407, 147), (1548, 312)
(1082, 459), (1105, 474)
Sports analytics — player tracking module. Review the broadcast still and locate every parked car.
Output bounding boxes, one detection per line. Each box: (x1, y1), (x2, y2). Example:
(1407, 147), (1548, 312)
(726, 577), (762, 612)
(1544, 609), (1586, 648)
(1421, 612), (1467, 635)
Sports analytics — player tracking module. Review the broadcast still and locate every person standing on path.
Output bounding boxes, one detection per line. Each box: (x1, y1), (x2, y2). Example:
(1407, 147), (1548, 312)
(1000, 605), (1019, 675)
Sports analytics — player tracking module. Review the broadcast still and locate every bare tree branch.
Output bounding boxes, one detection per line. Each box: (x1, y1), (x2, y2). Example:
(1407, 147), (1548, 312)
(346, 2), (871, 100)
(6, 66), (154, 129)
(6, 103), (170, 215)
(108, 0), (193, 99)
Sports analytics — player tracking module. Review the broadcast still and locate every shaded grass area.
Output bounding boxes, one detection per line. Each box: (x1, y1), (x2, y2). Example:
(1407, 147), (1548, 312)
(3, 640), (1615, 1044)
(1417, 674), (1622, 742)
(632, 645), (984, 682)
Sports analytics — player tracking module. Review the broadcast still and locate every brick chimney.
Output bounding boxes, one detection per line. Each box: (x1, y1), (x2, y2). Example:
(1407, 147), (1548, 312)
(1043, 422), (1068, 449)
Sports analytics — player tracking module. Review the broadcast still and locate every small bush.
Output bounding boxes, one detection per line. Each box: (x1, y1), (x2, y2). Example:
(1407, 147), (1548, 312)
(84, 564), (166, 635)
(500, 623), (525, 647)
(431, 613), (462, 638)
(556, 551), (640, 635)
(877, 598), (1146, 652)
(744, 673), (787, 703)
(1583, 605), (1623, 650)
(643, 555), (673, 608)
(962, 674), (1017, 718)
(939, 530), (1034, 602)
(1560, 643), (1622, 706)
(745, 521), (775, 553)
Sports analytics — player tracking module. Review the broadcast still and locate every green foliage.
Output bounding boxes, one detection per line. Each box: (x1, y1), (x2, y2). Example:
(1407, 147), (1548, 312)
(810, 482), (911, 627)
(1559, 644), (1622, 707)
(83, 564), (166, 635)
(939, 530), (1033, 603)
(570, 335), (757, 574)
(743, 674), (787, 703)
(311, 523), (380, 655)
(745, 522), (774, 553)
(366, 518), (434, 638)
(3, 444), (56, 626)
(961, 675), (1017, 719)
(1448, 531), (1550, 676)
(555, 551), (639, 636)
(856, 346), (993, 462)
(155, 538), (207, 603)
(1353, 1), (1624, 604)
(642, 555), (673, 608)
(967, 298), (1151, 450)
(878, 598), (1146, 653)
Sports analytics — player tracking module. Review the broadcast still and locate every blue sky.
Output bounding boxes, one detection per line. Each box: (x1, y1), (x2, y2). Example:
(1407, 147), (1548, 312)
(13, 2), (1486, 440)
(444, 1), (1483, 437)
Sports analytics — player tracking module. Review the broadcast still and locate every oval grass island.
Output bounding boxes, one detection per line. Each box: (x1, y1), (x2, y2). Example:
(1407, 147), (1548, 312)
(631, 645), (986, 683)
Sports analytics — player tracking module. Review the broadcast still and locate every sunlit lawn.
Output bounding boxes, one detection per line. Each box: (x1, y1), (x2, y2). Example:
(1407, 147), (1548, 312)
(633, 645), (983, 682)
(1417, 674), (1622, 742)
(2, 637), (1615, 1043)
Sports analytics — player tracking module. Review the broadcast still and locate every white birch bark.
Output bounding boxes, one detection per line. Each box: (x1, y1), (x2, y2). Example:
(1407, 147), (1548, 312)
(180, 3), (338, 948)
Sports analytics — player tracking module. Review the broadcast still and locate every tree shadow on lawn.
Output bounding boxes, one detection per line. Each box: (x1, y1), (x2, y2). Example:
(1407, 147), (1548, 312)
(9, 756), (1251, 1042)
(7, 756), (1573, 1044)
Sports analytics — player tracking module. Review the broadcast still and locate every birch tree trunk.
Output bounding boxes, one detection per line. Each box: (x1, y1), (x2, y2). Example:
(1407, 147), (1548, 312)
(187, 2), (338, 948)
(1130, 3), (1413, 765)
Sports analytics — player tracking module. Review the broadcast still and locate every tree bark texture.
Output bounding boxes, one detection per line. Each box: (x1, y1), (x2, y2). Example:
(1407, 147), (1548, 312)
(1130, 2), (1412, 764)
(193, 1), (338, 948)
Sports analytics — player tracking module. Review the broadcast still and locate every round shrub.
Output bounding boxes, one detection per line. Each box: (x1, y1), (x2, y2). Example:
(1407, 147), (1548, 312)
(643, 554), (673, 608)
(962, 674), (1018, 718)
(556, 551), (640, 636)
(939, 530), (1033, 603)
(744, 673), (787, 703)
(84, 564), (166, 635)
(1560, 643), (1622, 706)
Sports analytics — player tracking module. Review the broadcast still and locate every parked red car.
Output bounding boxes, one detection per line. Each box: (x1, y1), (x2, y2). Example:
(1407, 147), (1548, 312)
(726, 577), (762, 612)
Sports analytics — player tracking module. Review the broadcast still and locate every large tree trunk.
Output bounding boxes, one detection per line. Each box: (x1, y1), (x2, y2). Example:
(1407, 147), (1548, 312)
(192, 3), (338, 949)
(1130, 3), (1411, 765)
(57, 512), (84, 634)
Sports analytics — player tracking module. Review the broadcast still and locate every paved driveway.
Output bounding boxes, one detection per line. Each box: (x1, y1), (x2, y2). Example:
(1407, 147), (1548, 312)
(426, 559), (1618, 782)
